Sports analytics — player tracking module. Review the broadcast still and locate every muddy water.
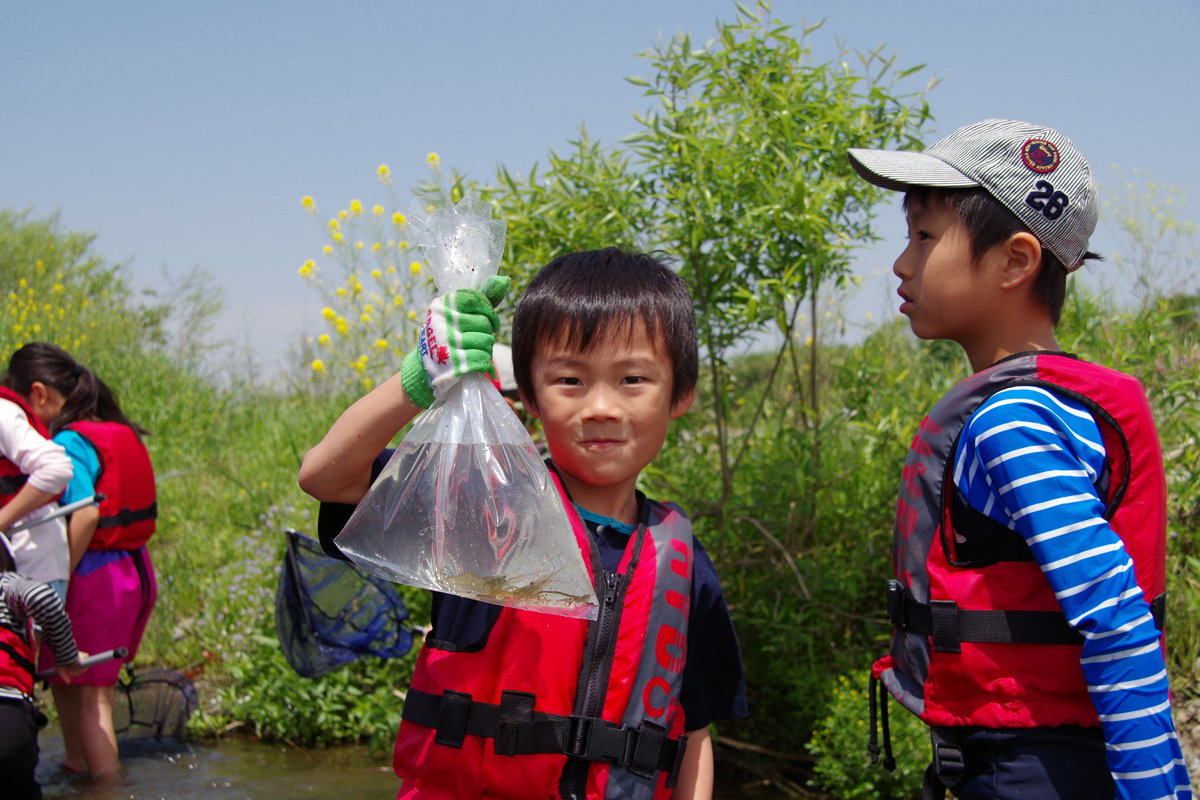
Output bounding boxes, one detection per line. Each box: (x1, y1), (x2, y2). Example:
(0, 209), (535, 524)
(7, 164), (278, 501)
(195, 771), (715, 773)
(35, 725), (759, 798)
(36, 725), (398, 799)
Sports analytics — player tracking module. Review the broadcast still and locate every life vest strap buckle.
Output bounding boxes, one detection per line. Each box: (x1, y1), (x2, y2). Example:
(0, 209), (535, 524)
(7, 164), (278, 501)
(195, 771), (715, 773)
(564, 715), (634, 765)
(887, 580), (906, 630)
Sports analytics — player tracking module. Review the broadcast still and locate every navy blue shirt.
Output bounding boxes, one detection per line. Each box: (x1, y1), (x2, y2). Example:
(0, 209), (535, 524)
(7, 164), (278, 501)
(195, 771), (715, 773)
(317, 451), (748, 729)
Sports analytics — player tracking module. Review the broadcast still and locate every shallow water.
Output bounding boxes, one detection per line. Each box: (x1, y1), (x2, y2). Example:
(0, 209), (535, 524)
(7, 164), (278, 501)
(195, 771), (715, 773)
(36, 725), (398, 799)
(34, 724), (767, 798)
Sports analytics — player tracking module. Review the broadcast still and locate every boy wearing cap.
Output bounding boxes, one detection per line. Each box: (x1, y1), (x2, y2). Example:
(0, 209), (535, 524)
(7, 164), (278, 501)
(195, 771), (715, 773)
(848, 120), (1190, 800)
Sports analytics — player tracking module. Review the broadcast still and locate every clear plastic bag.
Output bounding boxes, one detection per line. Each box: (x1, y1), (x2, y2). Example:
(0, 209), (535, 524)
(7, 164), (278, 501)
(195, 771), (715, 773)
(334, 195), (598, 620)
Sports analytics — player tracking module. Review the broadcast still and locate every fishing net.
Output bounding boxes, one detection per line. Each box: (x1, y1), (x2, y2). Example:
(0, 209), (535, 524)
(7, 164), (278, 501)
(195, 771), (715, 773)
(112, 668), (198, 741)
(275, 527), (414, 679)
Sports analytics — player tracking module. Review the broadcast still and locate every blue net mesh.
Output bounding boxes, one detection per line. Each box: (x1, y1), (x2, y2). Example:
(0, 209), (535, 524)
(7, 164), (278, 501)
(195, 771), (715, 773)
(276, 528), (414, 679)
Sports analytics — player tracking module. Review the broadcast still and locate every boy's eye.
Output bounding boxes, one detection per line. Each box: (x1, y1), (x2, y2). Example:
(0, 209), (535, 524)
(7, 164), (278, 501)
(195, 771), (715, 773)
(622, 376), (645, 385)
(555, 377), (582, 386)
(916, 230), (932, 241)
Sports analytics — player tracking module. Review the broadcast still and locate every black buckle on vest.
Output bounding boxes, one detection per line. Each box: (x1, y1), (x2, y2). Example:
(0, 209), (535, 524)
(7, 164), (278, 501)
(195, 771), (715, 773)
(887, 580), (906, 631)
(664, 733), (688, 788)
(564, 715), (634, 765)
(97, 502), (157, 530)
(929, 601), (961, 653)
(433, 690), (472, 749)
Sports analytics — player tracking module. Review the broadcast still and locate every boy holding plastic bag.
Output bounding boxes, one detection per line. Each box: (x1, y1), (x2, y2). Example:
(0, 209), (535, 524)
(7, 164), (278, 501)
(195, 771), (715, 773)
(300, 234), (746, 799)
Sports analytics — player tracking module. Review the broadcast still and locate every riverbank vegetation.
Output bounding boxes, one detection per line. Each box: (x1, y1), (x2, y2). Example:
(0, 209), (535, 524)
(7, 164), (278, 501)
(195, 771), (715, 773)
(4, 4), (1198, 798)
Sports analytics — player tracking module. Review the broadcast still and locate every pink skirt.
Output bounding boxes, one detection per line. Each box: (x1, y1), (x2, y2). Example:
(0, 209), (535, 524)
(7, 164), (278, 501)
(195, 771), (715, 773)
(40, 547), (156, 686)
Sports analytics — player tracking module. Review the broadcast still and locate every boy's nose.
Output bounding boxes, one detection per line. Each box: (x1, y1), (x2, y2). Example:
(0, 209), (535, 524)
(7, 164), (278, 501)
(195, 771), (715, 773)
(581, 384), (623, 422)
(893, 247), (915, 280)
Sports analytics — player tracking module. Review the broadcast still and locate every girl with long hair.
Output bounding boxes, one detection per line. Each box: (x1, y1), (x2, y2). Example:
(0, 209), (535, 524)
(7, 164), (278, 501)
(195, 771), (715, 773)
(3, 343), (157, 781)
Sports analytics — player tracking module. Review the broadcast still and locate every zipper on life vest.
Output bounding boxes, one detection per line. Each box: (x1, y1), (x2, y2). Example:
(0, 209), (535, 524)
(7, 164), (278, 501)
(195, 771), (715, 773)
(580, 571), (621, 717)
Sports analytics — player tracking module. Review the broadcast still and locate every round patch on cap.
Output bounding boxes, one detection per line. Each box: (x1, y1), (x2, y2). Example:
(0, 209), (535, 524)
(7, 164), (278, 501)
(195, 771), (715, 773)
(1021, 138), (1060, 174)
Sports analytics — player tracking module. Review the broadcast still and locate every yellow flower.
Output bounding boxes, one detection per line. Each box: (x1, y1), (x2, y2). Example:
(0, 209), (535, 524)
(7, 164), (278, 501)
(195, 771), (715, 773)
(318, 333), (330, 345)
(408, 310), (417, 320)
(410, 261), (421, 274)
(375, 338), (388, 350)
(53, 284), (63, 292)
(363, 378), (374, 390)
(355, 241), (364, 250)
(361, 313), (371, 323)
(394, 296), (404, 306)
(350, 200), (363, 215)
(338, 210), (347, 220)
(299, 260), (315, 277)
(378, 164), (391, 183)
(311, 359), (326, 373)
(336, 318), (348, 335)
(393, 212), (407, 228)
(322, 307), (336, 320)
(370, 269), (381, 279)
(337, 287), (347, 297)
(373, 205), (384, 216)
(323, 245), (333, 255)
(427, 152), (440, 167)
(302, 196), (315, 212)
(372, 243), (382, 252)
(333, 232), (344, 243)
(328, 218), (340, 231)
(386, 266), (396, 274)
(398, 241), (408, 249)
(364, 304), (374, 313)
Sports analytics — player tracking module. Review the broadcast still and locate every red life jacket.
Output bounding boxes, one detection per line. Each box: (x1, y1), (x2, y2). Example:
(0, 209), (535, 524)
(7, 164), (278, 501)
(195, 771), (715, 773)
(394, 471), (695, 800)
(0, 386), (57, 507)
(65, 420), (157, 551)
(873, 352), (1166, 729)
(0, 620), (37, 697)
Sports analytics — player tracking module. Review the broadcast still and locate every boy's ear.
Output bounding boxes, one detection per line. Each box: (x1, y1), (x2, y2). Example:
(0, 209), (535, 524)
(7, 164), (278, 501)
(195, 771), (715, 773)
(669, 388), (695, 420)
(996, 232), (1043, 291)
(518, 388), (540, 419)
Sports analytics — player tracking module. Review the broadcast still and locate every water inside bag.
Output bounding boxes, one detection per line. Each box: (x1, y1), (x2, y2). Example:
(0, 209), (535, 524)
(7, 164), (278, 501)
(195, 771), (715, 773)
(335, 374), (599, 619)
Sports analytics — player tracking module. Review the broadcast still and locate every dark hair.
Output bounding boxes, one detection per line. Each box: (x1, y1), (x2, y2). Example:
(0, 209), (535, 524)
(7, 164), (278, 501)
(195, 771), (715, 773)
(903, 187), (1101, 326)
(511, 248), (699, 408)
(1, 343), (149, 437)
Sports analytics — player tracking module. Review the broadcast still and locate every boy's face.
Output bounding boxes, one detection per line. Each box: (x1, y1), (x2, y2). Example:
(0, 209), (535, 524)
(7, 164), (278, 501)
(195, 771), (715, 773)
(894, 197), (995, 343)
(523, 320), (693, 491)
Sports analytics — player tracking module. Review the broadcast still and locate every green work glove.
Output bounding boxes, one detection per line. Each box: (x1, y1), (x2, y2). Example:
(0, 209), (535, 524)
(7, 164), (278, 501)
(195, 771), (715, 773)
(400, 275), (510, 408)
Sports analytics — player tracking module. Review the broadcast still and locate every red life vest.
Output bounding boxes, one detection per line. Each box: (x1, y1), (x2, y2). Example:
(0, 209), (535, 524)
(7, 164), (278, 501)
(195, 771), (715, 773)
(65, 420), (157, 551)
(0, 386), (57, 507)
(873, 352), (1166, 729)
(394, 471), (695, 800)
(0, 620), (37, 698)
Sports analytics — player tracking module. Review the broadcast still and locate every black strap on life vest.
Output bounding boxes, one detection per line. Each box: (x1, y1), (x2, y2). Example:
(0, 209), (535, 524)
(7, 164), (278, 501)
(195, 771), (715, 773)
(401, 687), (688, 785)
(96, 501), (157, 529)
(922, 728), (966, 800)
(0, 640), (37, 679)
(0, 473), (28, 497)
(888, 581), (1084, 653)
(866, 673), (895, 772)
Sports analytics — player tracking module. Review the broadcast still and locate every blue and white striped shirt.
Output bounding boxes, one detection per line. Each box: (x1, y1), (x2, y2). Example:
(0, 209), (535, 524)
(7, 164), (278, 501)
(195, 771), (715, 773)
(955, 385), (1191, 800)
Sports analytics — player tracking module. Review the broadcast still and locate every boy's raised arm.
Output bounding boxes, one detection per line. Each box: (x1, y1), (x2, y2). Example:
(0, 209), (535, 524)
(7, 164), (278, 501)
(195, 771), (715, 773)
(298, 372), (422, 504)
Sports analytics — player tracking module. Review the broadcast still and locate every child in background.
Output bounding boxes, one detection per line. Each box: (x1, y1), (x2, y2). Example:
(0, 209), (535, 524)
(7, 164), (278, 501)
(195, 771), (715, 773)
(300, 249), (747, 800)
(0, 357), (73, 602)
(0, 534), (85, 800)
(5, 343), (158, 782)
(848, 120), (1190, 799)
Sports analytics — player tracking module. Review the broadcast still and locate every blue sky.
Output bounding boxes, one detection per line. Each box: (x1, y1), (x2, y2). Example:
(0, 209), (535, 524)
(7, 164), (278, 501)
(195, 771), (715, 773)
(2, 1), (1198, 367)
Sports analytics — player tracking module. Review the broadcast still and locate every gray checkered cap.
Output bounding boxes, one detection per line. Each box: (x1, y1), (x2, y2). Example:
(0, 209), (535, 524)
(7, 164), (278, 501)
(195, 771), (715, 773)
(847, 119), (1098, 270)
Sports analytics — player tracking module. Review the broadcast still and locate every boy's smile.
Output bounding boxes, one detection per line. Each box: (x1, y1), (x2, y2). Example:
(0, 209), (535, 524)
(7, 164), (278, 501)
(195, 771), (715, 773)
(523, 321), (693, 524)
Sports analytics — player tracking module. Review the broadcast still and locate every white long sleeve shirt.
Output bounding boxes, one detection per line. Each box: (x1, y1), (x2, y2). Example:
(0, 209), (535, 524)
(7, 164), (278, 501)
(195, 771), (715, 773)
(0, 398), (72, 582)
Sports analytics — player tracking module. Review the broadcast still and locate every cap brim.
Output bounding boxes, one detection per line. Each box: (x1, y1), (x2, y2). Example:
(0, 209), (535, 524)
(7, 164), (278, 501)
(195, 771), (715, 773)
(847, 149), (980, 192)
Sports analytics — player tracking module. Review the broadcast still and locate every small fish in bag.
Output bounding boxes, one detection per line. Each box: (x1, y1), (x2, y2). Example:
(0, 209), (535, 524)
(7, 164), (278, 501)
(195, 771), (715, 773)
(334, 194), (599, 619)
